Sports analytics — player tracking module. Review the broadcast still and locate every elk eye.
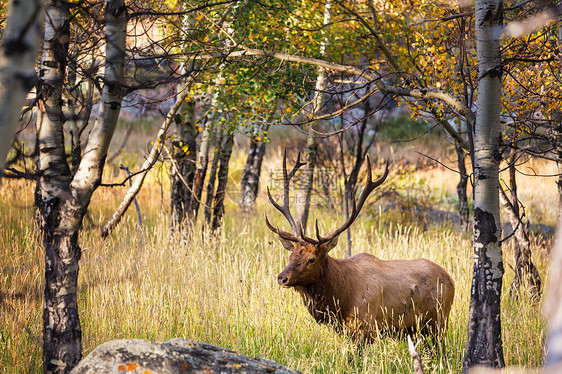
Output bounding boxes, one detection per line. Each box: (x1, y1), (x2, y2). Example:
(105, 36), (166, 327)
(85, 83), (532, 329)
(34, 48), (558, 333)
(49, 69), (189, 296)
(307, 258), (316, 265)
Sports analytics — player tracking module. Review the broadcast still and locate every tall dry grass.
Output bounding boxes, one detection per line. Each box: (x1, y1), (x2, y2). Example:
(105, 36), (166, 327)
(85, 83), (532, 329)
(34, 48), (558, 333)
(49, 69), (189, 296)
(0, 148), (552, 373)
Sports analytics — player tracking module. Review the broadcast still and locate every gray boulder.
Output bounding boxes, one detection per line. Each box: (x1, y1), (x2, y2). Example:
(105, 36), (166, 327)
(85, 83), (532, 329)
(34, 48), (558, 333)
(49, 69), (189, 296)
(71, 338), (301, 374)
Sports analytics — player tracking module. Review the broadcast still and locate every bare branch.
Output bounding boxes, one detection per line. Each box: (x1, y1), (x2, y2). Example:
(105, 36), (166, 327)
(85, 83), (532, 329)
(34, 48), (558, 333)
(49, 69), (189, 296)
(101, 77), (197, 238)
(195, 47), (476, 128)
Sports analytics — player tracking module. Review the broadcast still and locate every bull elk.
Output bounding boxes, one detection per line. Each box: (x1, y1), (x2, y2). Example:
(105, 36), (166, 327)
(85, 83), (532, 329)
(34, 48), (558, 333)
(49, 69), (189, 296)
(265, 152), (454, 340)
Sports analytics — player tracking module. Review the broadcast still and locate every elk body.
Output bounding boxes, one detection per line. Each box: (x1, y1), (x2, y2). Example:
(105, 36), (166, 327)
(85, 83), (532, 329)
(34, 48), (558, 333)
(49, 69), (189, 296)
(266, 153), (455, 340)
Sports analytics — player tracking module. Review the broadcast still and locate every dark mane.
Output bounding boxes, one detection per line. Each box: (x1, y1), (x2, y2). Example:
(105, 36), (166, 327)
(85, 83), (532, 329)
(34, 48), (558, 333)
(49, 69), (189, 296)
(294, 258), (350, 326)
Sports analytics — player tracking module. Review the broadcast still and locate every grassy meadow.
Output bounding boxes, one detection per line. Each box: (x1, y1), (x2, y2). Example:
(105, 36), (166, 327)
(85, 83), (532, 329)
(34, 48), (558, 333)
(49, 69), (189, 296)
(0, 123), (556, 373)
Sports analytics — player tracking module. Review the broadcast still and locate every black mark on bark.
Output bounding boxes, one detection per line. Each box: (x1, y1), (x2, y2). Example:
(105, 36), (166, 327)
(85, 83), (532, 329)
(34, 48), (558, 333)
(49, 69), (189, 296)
(474, 207), (497, 246)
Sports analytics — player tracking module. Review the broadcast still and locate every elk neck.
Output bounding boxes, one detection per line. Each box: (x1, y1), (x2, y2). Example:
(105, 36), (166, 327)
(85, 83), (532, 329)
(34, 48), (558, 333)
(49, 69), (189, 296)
(294, 255), (356, 325)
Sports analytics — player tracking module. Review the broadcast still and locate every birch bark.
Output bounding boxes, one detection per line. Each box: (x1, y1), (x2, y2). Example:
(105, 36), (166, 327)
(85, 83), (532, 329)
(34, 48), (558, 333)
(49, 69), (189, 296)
(240, 124), (269, 212)
(456, 145), (469, 232)
(36, 4), (76, 371)
(192, 121), (211, 219)
(170, 10), (200, 228)
(211, 134), (234, 230)
(204, 126), (225, 224)
(0, 0), (44, 175)
(71, 0), (127, 205)
(37, 1), (127, 371)
(170, 100), (197, 234)
(296, 0), (332, 230)
(462, 0), (505, 370)
(192, 2), (245, 220)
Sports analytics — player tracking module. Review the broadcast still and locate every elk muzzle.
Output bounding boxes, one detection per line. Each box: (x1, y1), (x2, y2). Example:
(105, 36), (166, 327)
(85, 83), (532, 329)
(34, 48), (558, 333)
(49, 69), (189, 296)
(277, 268), (292, 287)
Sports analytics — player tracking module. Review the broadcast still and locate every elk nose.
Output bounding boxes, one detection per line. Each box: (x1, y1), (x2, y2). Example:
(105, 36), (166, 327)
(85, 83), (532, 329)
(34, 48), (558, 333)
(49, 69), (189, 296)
(277, 274), (289, 286)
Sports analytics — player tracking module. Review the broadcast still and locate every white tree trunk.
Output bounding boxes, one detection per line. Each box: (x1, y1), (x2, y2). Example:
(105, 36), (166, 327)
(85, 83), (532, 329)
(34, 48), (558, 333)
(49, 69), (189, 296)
(296, 0), (332, 230)
(192, 1), (247, 220)
(0, 0), (44, 175)
(37, 2), (127, 372)
(204, 126), (225, 224)
(37, 2), (77, 372)
(170, 99), (197, 233)
(240, 123), (269, 211)
(191, 118), (211, 218)
(212, 133), (234, 230)
(71, 0), (127, 205)
(37, 0), (71, 200)
(463, 0), (505, 371)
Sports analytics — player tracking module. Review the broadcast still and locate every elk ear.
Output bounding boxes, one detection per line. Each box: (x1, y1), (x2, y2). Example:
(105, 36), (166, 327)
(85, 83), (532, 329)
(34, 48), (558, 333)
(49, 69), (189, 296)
(278, 237), (295, 251)
(319, 236), (338, 252)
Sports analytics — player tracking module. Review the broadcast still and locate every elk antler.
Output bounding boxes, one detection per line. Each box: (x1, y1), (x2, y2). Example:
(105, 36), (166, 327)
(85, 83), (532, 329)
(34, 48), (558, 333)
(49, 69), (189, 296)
(301, 156), (389, 245)
(265, 150), (307, 242)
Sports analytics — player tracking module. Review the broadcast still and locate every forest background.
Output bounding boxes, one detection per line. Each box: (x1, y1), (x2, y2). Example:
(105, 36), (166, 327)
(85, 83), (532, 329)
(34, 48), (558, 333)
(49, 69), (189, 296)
(1, 0), (562, 373)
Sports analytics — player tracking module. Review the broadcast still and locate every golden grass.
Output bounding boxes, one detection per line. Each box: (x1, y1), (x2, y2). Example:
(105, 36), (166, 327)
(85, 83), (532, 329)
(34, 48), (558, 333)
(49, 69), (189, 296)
(0, 152), (551, 373)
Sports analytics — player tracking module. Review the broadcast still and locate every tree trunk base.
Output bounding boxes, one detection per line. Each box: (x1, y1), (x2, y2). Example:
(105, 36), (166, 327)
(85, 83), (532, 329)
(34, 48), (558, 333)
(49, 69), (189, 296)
(43, 230), (82, 374)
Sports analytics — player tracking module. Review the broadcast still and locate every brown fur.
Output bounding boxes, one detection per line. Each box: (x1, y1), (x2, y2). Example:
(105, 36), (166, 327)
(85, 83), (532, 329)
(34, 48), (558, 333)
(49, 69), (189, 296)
(277, 241), (455, 340)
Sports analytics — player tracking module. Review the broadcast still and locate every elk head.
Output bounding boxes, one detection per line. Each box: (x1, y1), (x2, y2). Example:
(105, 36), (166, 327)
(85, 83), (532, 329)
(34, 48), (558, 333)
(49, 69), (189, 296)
(265, 151), (389, 288)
